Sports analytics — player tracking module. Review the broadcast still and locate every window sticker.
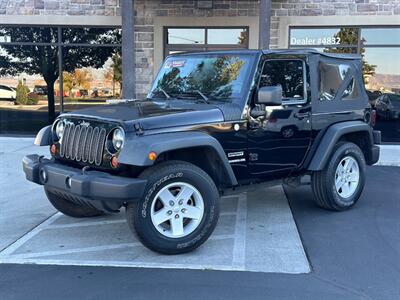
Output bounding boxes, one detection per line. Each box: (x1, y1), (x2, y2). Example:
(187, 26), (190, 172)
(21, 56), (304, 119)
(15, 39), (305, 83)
(164, 60), (186, 68)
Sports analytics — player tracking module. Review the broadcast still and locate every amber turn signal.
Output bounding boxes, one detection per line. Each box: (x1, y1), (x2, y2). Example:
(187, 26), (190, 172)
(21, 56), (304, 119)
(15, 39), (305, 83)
(111, 156), (119, 168)
(50, 144), (57, 155)
(148, 151), (157, 161)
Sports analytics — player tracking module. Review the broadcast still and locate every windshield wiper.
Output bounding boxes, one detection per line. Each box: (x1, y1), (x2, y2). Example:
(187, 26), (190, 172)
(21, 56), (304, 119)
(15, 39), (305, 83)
(150, 88), (171, 99)
(181, 90), (209, 104)
(159, 88), (171, 99)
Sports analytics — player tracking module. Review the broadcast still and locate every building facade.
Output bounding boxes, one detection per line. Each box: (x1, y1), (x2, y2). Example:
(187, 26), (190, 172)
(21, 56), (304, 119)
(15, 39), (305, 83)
(0, 0), (399, 142)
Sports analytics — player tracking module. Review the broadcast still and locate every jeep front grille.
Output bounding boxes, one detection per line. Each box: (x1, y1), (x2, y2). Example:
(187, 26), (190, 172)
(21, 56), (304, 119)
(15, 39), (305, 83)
(60, 123), (107, 166)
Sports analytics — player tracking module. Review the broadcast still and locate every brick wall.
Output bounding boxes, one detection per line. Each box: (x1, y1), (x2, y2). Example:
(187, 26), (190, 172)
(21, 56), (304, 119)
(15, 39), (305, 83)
(0, 0), (120, 16)
(1, 0), (399, 96)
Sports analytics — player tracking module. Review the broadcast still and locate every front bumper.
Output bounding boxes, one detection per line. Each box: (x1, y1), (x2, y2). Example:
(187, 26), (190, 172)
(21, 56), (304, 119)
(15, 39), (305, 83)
(22, 154), (147, 211)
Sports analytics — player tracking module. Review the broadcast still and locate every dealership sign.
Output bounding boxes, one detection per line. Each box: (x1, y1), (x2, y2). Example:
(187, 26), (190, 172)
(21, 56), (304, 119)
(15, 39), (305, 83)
(290, 36), (341, 46)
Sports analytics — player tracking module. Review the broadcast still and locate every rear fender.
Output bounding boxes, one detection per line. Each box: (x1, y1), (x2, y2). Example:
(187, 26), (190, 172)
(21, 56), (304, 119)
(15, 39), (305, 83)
(307, 121), (374, 171)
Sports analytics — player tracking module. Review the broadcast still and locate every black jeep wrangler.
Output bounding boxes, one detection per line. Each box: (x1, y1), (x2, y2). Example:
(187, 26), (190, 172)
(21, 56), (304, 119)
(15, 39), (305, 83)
(23, 49), (381, 254)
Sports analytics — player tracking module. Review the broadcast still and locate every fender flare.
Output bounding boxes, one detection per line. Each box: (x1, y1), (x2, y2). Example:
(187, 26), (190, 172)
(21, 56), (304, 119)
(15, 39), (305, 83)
(307, 121), (373, 171)
(118, 131), (238, 186)
(34, 125), (51, 146)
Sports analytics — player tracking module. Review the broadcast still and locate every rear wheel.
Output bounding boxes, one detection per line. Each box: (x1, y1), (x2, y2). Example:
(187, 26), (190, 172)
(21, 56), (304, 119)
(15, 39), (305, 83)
(311, 142), (366, 211)
(45, 188), (104, 218)
(126, 161), (219, 254)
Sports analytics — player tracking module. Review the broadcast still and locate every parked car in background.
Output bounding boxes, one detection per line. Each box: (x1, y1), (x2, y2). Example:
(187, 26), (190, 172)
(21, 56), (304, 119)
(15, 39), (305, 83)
(375, 93), (400, 120)
(0, 84), (17, 101)
(79, 89), (89, 97)
(366, 90), (382, 108)
(33, 85), (48, 96)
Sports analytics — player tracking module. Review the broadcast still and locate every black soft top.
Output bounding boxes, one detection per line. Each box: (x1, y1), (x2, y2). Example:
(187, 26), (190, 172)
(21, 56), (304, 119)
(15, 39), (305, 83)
(170, 49), (361, 61)
(262, 49), (361, 60)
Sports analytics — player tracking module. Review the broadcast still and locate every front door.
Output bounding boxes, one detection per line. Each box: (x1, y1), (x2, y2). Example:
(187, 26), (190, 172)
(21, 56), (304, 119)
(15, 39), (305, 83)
(247, 58), (312, 179)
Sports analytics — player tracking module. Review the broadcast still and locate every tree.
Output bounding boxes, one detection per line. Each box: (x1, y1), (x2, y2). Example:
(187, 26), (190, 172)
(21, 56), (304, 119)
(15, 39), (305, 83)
(0, 27), (121, 121)
(15, 80), (29, 105)
(324, 28), (376, 79)
(63, 69), (92, 97)
(104, 52), (122, 96)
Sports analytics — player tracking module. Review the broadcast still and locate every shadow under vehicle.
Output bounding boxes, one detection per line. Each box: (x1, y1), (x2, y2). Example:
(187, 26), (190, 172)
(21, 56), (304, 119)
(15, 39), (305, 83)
(23, 49), (380, 254)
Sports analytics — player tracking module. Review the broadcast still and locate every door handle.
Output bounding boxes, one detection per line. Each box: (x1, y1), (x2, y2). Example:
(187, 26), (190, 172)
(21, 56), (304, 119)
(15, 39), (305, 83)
(294, 112), (310, 119)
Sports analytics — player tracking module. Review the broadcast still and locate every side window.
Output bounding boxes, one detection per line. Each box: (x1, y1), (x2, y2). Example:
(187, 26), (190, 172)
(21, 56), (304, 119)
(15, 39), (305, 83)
(318, 62), (351, 101)
(260, 59), (306, 103)
(342, 78), (358, 100)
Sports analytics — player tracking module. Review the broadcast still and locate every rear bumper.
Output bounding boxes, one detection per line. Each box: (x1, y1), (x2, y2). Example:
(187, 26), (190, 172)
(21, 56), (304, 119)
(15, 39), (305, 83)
(22, 154), (147, 211)
(370, 130), (381, 165)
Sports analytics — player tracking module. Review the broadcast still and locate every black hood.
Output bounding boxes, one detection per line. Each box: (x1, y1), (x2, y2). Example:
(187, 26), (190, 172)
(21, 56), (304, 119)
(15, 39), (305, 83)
(62, 99), (226, 130)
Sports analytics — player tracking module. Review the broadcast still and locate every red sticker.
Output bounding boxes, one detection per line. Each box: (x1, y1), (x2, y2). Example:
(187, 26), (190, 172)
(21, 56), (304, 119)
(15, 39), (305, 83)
(164, 60), (186, 68)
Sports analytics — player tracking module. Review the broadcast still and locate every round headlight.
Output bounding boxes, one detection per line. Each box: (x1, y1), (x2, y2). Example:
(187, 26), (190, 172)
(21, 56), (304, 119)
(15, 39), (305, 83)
(55, 120), (65, 140)
(112, 127), (125, 151)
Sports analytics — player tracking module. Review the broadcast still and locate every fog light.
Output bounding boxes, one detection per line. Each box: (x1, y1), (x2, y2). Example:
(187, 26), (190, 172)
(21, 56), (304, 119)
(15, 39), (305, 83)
(111, 156), (119, 168)
(39, 168), (47, 183)
(66, 177), (72, 188)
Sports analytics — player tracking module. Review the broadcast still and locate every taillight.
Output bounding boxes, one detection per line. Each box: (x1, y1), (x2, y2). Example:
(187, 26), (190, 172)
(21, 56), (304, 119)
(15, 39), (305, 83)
(370, 110), (377, 127)
(268, 116), (278, 123)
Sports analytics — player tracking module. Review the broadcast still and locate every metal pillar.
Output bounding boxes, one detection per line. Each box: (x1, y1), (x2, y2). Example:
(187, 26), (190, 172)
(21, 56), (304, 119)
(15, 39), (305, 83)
(58, 27), (64, 113)
(122, 0), (136, 99)
(259, 0), (272, 49)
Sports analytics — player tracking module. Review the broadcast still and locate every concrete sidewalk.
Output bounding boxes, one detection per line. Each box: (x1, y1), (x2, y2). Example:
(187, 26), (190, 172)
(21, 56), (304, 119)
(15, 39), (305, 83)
(0, 138), (310, 273)
(377, 145), (400, 167)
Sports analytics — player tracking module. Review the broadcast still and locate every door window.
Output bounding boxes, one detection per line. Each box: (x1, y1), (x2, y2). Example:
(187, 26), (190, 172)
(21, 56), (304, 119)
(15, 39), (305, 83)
(260, 59), (306, 103)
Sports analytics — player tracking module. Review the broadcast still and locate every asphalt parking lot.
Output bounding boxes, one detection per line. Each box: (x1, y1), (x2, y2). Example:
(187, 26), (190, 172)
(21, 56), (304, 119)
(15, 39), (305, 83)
(0, 138), (309, 273)
(1, 165), (398, 300)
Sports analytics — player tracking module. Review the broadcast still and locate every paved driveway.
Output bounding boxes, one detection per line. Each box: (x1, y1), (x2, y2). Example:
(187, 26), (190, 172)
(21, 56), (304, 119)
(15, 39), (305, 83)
(0, 138), (309, 274)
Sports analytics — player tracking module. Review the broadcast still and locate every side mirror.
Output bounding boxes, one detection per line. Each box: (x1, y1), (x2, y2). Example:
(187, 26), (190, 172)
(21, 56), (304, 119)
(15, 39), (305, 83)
(257, 85), (282, 106)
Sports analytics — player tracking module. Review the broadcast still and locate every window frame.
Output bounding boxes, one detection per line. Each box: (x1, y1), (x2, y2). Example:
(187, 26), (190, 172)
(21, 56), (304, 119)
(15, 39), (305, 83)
(258, 58), (308, 105)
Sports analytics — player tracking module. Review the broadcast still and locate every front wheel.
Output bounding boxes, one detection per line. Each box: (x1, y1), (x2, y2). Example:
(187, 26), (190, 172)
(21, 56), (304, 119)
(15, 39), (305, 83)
(126, 161), (219, 254)
(311, 142), (366, 211)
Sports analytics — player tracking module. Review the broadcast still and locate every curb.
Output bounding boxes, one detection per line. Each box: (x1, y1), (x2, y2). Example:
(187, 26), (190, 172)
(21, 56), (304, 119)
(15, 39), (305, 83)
(378, 145), (400, 167)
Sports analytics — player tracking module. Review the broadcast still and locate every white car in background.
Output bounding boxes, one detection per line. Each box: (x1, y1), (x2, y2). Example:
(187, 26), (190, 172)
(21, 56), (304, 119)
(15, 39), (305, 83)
(0, 85), (17, 101)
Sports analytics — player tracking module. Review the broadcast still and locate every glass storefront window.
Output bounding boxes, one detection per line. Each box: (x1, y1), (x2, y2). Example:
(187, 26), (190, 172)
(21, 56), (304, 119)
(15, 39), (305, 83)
(290, 27), (359, 47)
(164, 27), (249, 58)
(0, 26), (58, 43)
(207, 28), (248, 45)
(0, 25), (121, 134)
(62, 48), (121, 112)
(62, 27), (121, 45)
(0, 44), (59, 133)
(167, 28), (205, 44)
(362, 28), (400, 45)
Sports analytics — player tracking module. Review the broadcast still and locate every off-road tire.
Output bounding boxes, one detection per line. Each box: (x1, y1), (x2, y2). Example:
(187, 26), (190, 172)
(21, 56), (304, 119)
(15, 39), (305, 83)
(126, 160), (219, 254)
(311, 142), (366, 211)
(45, 188), (104, 218)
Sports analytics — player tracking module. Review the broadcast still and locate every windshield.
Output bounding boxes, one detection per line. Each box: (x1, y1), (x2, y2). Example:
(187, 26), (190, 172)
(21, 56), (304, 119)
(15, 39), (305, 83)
(148, 54), (254, 103)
